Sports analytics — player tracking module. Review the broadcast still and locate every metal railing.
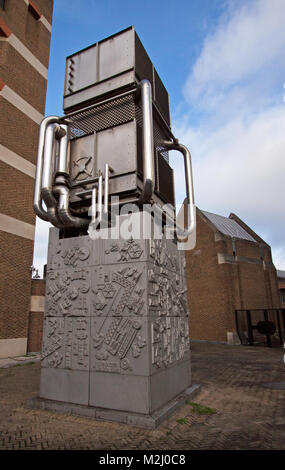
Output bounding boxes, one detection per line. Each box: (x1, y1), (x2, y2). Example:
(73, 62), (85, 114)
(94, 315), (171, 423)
(235, 308), (285, 347)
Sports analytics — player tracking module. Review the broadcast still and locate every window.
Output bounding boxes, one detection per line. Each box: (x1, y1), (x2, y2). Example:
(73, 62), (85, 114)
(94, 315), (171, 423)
(0, 0), (5, 10)
(280, 290), (285, 303)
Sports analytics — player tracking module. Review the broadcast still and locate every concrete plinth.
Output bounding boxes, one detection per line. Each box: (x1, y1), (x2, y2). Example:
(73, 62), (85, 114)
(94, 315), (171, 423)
(32, 215), (198, 427)
(29, 384), (201, 429)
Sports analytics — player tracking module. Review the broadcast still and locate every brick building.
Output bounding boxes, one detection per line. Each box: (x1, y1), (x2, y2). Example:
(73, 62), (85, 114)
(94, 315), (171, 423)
(0, 0), (53, 358)
(277, 270), (285, 308)
(27, 278), (45, 353)
(185, 208), (281, 344)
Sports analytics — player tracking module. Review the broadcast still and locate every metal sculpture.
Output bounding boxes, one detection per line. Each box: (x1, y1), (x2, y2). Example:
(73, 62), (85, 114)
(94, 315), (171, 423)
(31, 27), (199, 427)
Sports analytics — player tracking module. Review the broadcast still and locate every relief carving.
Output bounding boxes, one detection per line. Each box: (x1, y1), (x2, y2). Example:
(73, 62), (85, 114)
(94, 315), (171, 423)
(46, 269), (90, 316)
(149, 239), (179, 273)
(91, 317), (146, 373)
(151, 317), (190, 369)
(41, 318), (64, 367)
(105, 237), (143, 262)
(92, 266), (145, 316)
(148, 268), (188, 317)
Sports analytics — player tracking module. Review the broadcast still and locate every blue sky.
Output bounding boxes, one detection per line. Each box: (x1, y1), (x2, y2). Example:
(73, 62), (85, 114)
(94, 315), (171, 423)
(33, 0), (285, 274)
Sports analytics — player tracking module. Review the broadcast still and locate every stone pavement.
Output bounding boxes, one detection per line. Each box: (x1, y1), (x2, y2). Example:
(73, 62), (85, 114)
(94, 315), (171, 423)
(0, 353), (41, 369)
(0, 342), (284, 450)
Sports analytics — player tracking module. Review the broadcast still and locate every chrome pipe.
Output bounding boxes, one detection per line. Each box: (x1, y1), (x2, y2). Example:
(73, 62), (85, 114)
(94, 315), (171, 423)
(104, 164), (109, 214)
(41, 123), (56, 193)
(163, 141), (196, 240)
(97, 173), (103, 223)
(57, 124), (70, 175)
(33, 115), (61, 221)
(91, 186), (97, 224)
(137, 80), (155, 204)
(54, 181), (90, 228)
(40, 123), (63, 228)
(103, 164), (114, 214)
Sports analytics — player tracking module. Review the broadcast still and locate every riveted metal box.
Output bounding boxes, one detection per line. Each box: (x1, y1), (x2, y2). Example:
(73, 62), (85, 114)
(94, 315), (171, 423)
(63, 26), (171, 127)
(64, 28), (175, 210)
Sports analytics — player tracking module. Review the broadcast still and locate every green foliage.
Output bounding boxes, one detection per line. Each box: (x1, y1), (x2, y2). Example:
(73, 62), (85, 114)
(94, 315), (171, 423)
(187, 402), (217, 415)
(176, 417), (187, 424)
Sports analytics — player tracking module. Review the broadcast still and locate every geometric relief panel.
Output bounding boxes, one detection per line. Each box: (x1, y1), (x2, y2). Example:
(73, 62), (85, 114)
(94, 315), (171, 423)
(90, 317), (147, 375)
(147, 265), (188, 317)
(151, 316), (190, 370)
(148, 237), (182, 275)
(45, 269), (90, 317)
(41, 316), (90, 371)
(41, 317), (65, 368)
(92, 264), (147, 317)
(102, 237), (147, 265)
(48, 236), (93, 270)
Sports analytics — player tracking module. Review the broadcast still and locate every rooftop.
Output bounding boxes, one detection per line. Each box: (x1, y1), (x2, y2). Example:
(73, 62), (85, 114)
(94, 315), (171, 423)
(201, 210), (257, 242)
(277, 269), (285, 279)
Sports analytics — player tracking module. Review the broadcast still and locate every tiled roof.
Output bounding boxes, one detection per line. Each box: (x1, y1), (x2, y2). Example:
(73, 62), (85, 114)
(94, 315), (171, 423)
(201, 210), (257, 242)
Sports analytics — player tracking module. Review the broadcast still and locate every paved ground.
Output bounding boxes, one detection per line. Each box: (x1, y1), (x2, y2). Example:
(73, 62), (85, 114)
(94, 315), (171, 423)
(0, 353), (41, 369)
(0, 342), (284, 450)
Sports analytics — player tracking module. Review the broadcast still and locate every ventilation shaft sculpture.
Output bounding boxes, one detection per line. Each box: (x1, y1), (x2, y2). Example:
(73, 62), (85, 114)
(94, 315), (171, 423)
(32, 27), (198, 427)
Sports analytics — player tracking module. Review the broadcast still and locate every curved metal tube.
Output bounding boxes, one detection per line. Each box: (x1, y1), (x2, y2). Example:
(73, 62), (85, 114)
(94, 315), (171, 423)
(40, 123), (64, 228)
(163, 141), (196, 241)
(137, 80), (155, 204)
(57, 124), (70, 175)
(33, 116), (61, 221)
(54, 182), (90, 228)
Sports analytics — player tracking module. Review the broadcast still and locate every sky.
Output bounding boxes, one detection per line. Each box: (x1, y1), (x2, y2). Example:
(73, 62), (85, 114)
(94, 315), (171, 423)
(33, 0), (285, 275)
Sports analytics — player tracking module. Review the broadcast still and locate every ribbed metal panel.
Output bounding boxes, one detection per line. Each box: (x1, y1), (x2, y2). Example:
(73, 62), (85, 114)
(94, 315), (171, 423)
(202, 210), (257, 242)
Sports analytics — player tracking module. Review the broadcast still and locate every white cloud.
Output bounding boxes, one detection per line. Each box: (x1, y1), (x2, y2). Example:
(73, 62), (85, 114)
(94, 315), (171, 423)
(174, 0), (285, 269)
(33, 217), (52, 277)
(185, 0), (285, 107)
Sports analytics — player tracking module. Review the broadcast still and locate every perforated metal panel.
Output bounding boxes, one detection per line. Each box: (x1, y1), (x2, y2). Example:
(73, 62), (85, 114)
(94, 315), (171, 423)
(67, 94), (136, 139)
(66, 93), (169, 163)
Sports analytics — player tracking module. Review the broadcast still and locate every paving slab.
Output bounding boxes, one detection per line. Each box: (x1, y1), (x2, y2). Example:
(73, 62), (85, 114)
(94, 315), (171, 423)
(0, 342), (284, 449)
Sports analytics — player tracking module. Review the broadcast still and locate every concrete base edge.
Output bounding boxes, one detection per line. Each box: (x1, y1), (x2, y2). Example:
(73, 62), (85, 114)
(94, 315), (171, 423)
(27, 384), (202, 429)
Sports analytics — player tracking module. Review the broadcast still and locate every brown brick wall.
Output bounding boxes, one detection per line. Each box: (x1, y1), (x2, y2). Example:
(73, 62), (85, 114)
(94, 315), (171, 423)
(185, 210), (281, 342)
(33, 0), (54, 24)
(0, 40), (46, 112)
(0, 97), (39, 164)
(186, 213), (233, 342)
(31, 278), (45, 296)
(0, 161), (35, 226)
(0, 231), (33, 339)
(27, 279), (45, 351)
(235, 238), (261, 259)
(266, 268), (281, 308)
(27, 311), (43, 352)
(0, 0), (53, 351)
(237, 261), (269, 309)
(0, 0), (52, 67)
